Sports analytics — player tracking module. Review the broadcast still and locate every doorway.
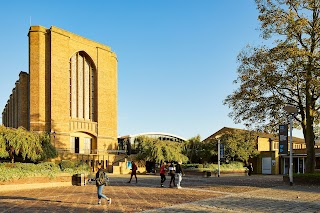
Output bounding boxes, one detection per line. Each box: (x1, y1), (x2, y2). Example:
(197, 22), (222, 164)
(262, 157), (272, 174)
(75, 137), (79, 153)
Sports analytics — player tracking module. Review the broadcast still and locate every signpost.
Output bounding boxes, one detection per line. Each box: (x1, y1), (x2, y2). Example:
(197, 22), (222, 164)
(220, 143), (225, 162)
(279, 125), (288, 155)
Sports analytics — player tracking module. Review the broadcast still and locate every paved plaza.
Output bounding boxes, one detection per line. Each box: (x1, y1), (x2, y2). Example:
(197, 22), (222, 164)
(0, 173), (320, 213)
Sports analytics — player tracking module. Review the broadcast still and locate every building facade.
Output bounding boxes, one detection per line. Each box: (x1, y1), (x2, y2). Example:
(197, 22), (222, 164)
(2, 26), (119, 171)
(202, 127), (320, 175)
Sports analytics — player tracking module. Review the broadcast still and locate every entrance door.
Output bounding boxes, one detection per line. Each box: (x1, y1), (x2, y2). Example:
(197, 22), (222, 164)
(75, 137), (80, 153)
(262, 157), (272, 174)
(84, 138), (91, 154)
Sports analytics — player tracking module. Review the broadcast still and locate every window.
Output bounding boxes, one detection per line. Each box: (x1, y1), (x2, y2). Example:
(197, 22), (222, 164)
(70, 52), (96, 120)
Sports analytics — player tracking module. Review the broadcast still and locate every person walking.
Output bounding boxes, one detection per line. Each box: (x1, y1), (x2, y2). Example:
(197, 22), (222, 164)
(128, 161), (138, 183)
(168, 162), (176, 188)
(96, 163), (111, 205)
(159, 162), (167, 187)
(247, 163), (253, 176)
(175, 161), (184, 189)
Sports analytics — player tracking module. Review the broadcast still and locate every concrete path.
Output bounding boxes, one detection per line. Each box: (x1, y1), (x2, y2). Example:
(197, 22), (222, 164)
(0, 174), (319, 212)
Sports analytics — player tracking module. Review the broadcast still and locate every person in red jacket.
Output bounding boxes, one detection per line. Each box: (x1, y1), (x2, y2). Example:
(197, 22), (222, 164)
(159, 162), (167, 187)
(128, 161), (138, 183)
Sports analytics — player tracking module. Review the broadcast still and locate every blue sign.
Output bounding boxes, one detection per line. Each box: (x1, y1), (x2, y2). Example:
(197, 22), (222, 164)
(127, 161), (132, 169)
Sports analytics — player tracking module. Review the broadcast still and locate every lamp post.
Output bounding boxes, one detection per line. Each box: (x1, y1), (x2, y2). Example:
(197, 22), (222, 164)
(215, 136), (221, 177)
(283, 105), (298, 186)
(218, 138), (221, 177)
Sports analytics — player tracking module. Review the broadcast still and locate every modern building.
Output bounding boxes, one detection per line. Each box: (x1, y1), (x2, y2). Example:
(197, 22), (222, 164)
(118, 132), (186, 147)
(1, 26), (119, 171)
(202, 127), (320, 175)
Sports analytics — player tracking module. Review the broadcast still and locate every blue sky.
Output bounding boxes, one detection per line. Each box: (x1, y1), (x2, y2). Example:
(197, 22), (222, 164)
(0, 0), (304, 140)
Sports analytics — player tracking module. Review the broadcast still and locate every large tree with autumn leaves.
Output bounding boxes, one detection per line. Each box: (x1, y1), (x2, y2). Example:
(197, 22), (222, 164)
(224, 0), (320, 173)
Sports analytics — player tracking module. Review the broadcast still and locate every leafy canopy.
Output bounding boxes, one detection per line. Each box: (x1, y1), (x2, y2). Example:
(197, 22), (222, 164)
(219, 130), (260, 163)
(183, 135), (216, 163)
(0, 126), (57, 163)
(134, 136), (188, 163)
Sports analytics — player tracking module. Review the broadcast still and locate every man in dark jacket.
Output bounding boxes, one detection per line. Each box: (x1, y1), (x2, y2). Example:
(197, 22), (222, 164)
(96, 163), (111, 205)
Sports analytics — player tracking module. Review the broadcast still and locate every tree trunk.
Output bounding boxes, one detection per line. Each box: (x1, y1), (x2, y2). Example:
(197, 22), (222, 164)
(305, 123), (315, 173)
(8, 146), (15, 163)
(305, 75), (315, 173)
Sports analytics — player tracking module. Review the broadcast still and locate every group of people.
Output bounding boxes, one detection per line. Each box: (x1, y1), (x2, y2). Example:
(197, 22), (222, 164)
(125, 160), (186, 189)
(159, 161), (185, 188)
(96, 161), (254, 205)
(95, 160), (185, 205)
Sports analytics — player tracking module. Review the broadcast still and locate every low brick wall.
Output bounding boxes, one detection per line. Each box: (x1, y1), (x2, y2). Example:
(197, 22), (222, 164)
(0, 174), (75, 192)
(0, 174), (72, 185)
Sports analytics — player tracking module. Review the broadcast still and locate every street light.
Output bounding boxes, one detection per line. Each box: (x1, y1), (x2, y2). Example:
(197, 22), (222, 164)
(283, 105), (298, 186)
(215, 136), (221, 177)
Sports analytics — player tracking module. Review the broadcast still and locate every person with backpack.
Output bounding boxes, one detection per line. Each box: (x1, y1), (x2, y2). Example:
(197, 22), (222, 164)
(175, 161), (184, 189)
(128, 161), (138, 183)
(96, 163), (111, 205)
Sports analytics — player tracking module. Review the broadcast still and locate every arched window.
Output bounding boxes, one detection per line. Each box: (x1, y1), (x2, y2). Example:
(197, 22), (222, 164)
(70, 51), (95, 121)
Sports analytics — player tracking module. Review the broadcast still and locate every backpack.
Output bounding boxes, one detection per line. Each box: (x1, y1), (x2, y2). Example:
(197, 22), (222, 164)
(97, 170), (109, 186)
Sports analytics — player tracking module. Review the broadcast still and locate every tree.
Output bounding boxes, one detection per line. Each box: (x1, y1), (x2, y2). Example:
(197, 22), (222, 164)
(0, 126), (57, 163)
(135, 136), (188, 163)
(219, 130), (260, 164)
(224, 0), (320, 173)
(183, 135), (202, 163)
(39, 132), (58, 161)
(183, 135), (216, 163)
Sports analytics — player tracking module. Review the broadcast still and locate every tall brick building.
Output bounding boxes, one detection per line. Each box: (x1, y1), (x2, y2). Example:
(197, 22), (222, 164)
(2, 26), (118, 169)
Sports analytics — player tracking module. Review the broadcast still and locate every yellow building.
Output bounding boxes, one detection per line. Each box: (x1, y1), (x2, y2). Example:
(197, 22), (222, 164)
(2, 26), (120, 171)
(202, 127), (320, 175)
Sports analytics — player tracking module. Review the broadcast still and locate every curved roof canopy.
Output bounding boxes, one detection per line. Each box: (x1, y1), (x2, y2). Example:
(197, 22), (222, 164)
(119, 132), (187, 143)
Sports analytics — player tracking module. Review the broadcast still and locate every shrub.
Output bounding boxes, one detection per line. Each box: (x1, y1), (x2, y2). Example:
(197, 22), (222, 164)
(0, 161), (91, 182)
(59, 160), (76, 170)
(184, 162), (246, 172)
(58, 160), (90, 173)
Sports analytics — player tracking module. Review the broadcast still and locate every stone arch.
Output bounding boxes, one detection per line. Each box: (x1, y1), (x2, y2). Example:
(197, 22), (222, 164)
(70, 131), (97, 154)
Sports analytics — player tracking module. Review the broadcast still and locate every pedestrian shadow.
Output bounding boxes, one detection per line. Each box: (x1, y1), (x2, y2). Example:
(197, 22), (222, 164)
(110, 174), (320, 195)
(110, 175), (284, 188)
(0, 195), (89, 205)
(0, 195), (121, 213)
